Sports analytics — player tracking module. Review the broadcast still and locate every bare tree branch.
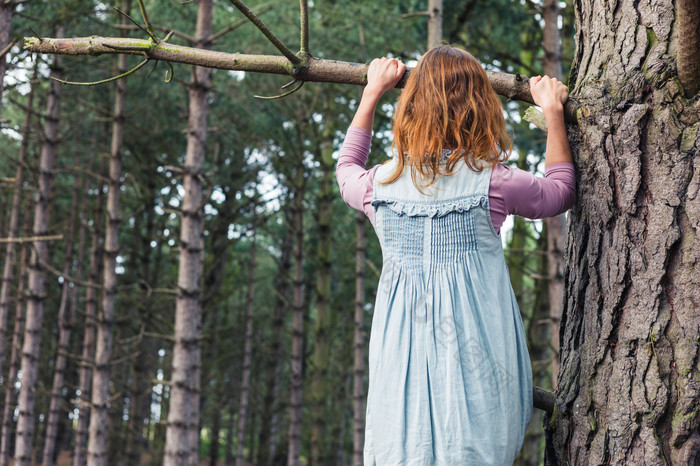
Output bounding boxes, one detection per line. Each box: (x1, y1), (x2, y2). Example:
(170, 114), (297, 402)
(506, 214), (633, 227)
(227, 0), (301, 64)
(300, 0), (309, 54)
(0, 38), (17, 60)
(208, 4), (273, 43)
(24, 36), (579, 121)
(0, 234), (63, 244)
(113, 23), (196, 43)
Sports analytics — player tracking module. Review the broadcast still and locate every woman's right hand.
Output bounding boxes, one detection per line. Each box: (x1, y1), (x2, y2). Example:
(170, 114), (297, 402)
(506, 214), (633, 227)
(365, 57), (406, 98)
(529, 75), (568, 112)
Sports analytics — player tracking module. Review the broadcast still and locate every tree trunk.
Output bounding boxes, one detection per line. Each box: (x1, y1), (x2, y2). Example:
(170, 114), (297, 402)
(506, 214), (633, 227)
(13, 30), (64, 466)
(0, 1), (13, 119)
(515, 231), (549, 466)
(0, 57), (36, 397)
(427, 0), (442, 49)
(235, 219), (257, 466)
(544, 2), (700, 464)
(125, 178), (158, 466)
(225, 401), (235, 466)
(542, 0), (565, 389)
(0, 214), (30, 466)
(256, 213), (291, 466)
(42, 148), (85, 466)
(164, 0), (212, 463)
(310, 142), (334, 466)
(87, 3), (130, 462)
(287, 171), (306, 466)
(73, 160), (105, 466)
(352, 212), (367, 466)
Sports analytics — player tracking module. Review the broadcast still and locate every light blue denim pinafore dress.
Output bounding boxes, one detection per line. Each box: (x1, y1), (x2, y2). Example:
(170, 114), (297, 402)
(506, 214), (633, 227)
(364, 156), (533, 466)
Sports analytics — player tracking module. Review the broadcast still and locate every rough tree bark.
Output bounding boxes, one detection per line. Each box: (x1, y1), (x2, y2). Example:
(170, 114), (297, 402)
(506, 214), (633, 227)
(73, 160), (105, 466)
(42, 148), (85, 466)
(544, 1), (700, 464)
(164, 0), (212, 464)
(13, 29), (63, 466)
(87, 3), (130, 463)
(352, 212), (367, 466)
(677, 0), (700, 96)
(235, 215), (257, 466)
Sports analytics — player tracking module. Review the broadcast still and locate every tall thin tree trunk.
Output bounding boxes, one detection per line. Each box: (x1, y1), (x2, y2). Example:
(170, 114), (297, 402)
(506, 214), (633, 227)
(542, 0), (565, 389)
(427, 0), (442, 49)
(257, 217), (292, 466)
(125, 179), (157, 466)
(209, 401), (221, 466)
(310, 143), (334, 466)
(164, 1), (212, 464)
(515, 231), (549, 466)
(287, 172), (306, 466)
(0, 57), (36, 395)
(225, 401), (235, 466)
(0, 214), (30, 466)
(73, 160), (105, 466)
(42, 148), (85, 466)
(352, 212), (367, 466)
(0, 1), (14, 119)
(87, 3), (130, 463)
(13, 30), (64, 466)
(235, 215), (257, 466)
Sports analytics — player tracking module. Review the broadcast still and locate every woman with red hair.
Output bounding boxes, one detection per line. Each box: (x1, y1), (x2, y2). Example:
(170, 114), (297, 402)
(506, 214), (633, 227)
(336, 46), (574, 465)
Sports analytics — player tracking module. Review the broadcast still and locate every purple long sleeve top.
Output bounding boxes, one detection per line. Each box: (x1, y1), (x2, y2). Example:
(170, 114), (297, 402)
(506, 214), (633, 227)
(336, 126), (576, 233)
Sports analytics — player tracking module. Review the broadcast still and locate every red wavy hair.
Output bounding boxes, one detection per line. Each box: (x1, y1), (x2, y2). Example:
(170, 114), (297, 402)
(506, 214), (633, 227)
(381, 46), (511, 188)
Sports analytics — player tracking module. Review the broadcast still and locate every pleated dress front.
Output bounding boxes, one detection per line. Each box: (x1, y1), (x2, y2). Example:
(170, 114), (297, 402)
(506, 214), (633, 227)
(364, 156), (533, 466)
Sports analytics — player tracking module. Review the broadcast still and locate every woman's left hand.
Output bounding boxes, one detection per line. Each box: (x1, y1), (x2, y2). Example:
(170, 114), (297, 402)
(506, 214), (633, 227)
(365, 57), (406, 97)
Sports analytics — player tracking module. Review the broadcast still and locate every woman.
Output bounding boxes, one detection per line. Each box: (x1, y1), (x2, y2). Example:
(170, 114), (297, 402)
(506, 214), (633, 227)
(336, 46), (575, 465)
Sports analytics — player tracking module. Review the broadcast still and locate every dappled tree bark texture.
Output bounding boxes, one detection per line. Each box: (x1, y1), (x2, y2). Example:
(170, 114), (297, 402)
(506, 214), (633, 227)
(164, 0), (212, 464)
(544, 1), (700, 464)
(13, 41), (63, 466)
